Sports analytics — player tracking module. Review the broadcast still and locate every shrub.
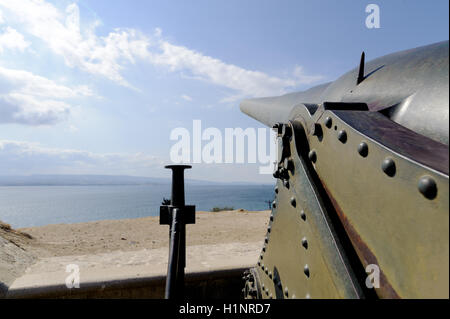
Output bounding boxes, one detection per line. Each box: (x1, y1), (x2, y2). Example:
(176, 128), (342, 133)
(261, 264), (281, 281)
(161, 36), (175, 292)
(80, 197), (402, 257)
(210, 206), (234, 212)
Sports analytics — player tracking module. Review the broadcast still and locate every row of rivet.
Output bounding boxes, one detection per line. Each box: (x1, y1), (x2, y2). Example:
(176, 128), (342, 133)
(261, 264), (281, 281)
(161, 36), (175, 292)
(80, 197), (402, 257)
(323, 116), (438, 200)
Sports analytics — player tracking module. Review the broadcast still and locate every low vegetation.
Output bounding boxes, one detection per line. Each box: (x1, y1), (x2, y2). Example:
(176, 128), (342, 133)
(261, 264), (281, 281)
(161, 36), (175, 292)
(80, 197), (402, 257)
(210, 206), (234, 212)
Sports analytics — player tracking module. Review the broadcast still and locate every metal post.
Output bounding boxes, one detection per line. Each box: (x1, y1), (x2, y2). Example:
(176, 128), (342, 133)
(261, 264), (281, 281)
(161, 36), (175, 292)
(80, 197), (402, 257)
(165, 208), (181, 299)
(160, 165), (196, 300)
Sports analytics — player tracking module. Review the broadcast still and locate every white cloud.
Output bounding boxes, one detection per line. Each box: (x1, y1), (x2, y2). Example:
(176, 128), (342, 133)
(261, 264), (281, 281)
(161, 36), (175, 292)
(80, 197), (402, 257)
(0, 66), (93, 125)
(146, 38), (323, 101)
(0, 0), (149, 88)
(181, 94), (192, 102)
(0, 0), (322, 100)
(0, 140), (165, 176)
(0, 26), (30, 53)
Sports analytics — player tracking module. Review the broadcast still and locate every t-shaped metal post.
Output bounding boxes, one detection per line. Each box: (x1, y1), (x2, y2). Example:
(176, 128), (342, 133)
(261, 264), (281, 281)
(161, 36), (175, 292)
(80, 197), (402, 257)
(160, 165), (196, 299)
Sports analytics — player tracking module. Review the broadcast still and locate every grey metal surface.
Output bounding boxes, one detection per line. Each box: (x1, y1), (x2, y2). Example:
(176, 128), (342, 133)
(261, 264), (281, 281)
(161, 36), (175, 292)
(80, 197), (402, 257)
(240, 41), (449, 145)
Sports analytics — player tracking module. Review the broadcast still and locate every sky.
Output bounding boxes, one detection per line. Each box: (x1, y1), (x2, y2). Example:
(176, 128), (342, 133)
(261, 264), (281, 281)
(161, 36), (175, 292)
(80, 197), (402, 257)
(0, 0), (448, 183)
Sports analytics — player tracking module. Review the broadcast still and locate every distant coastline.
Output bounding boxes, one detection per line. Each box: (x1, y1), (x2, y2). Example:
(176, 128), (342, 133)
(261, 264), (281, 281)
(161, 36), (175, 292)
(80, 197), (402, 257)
(0, 174), (272, 187)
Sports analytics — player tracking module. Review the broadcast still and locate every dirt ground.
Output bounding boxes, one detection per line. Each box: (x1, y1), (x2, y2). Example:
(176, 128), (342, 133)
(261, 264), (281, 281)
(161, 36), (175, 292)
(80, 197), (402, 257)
(16, 210), (271, 258)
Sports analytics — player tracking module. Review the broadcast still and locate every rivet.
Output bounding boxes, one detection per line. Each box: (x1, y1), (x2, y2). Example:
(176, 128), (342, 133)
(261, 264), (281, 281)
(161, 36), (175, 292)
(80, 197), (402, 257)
(324, 116), (332, 128)
(262, 246), (266, 252)
(268, 271), (272, 279)
(300, 210), (306, 221)
(304, 264), (310, 278)
(305, 293), (311, 299)
(283, 180), (290, 188)
(338, 130), (347, 143)
(272, 201), (276, 209)
(290, 197), (296, 207)
(270, 214), (274, 221)
(418, 176), (437, 200)
(267, 226), (271, 233)
(357, 142), (369, 157)
(284, 287), (289, 297)
(269, 293), (273, 299)
(308, 150), (317, 163)
(302, 237), (308, 249)
(382, 158), (396, 177)
(265, 236), (269, 243)
(257, 261), (261, 266)
(262, 283), (265, 290)
(265, 268), (269, 275)
(274, 186), (279, 194)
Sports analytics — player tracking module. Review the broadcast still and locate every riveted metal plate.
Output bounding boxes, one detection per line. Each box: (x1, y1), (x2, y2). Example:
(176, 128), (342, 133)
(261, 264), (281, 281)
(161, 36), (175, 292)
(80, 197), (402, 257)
(254, 122), (363, 299)
(305, 109), (449, 298)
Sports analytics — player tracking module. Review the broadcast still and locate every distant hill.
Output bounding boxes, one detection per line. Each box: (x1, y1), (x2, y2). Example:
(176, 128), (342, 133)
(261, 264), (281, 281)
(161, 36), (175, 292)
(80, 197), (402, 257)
(0, 175), (268, 186)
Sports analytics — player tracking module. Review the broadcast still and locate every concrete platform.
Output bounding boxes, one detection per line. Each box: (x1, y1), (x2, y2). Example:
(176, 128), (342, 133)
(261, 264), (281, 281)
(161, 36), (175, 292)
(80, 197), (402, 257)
(6, 242), (262, 298)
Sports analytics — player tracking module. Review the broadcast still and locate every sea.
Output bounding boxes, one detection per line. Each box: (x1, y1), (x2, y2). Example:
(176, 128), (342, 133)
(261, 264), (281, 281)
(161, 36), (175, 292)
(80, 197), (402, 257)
(0, 184), (275, 228)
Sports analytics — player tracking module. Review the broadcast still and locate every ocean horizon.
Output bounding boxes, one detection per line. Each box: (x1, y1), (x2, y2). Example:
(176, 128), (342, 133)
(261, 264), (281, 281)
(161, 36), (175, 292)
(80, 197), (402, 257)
(0, 184), (275, 228)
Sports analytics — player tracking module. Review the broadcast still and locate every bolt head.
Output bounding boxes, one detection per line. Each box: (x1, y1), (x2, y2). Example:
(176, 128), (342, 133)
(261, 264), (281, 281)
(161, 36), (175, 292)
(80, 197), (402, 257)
(302, 237), (308, 249)
(418, 176), (437, 200)
(300, 210), (306, 221)
(382, 158), (396, 177)
(290, 197), (296, 207)
(304, 264), (310, 278)
(358, 142), (369, 157)
(338, 130), (347, 143)
(308, 150), (317, 163)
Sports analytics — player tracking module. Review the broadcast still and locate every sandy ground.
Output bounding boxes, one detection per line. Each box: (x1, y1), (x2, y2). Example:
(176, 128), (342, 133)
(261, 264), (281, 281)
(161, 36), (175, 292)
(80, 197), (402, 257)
(17, 210), (271, 258)
(1, 210), (270, 292)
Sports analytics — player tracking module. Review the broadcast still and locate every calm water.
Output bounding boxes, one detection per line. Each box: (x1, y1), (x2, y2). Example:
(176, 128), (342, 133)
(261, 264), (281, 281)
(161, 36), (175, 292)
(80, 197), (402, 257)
(0, 184), (274, 228)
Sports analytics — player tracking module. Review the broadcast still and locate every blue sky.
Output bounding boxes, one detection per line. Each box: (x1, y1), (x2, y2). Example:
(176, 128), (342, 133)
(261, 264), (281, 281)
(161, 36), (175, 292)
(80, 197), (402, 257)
(0, 0), (448, 182)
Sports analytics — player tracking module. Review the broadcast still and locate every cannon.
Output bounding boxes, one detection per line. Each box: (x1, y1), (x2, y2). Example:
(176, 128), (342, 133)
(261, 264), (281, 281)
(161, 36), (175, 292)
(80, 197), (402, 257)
(240, 41), (449, 299)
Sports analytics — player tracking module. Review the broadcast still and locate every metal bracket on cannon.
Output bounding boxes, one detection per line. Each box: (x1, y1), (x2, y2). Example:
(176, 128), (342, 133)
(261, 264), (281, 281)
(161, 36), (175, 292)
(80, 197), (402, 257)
(159, 165), (196, 299)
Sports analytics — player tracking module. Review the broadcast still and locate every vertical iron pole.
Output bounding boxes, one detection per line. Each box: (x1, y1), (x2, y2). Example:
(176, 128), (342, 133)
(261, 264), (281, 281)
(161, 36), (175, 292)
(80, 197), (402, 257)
(164, 165), (191, 299)
(165, 208), (181, 299)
